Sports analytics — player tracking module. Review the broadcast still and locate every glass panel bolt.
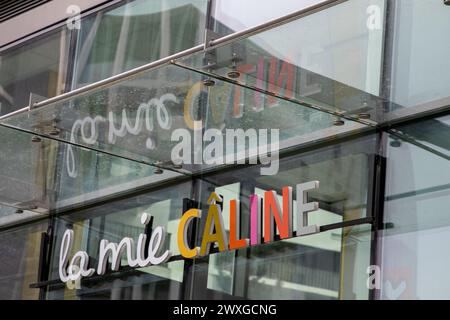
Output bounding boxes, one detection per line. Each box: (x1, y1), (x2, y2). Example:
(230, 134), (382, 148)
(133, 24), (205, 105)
(227, 70), (241, 79)
(48, 126), (60, 136)
(203, 79), (216, 87)
(31, 136), (42, 143)
(227, 53), (241, 79)
(172, 163), (182, 170)
(390, 138), (402, 148)
(333, 118), (345, 126)
(153, 162), (164, 174)
(358, 113), (371, 120)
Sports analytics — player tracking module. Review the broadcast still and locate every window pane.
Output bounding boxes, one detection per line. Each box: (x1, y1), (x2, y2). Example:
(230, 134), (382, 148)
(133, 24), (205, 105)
(0, 221), (47, 299)
(382, 113), (450, 299)
(212, 0), (332, 36)
(178, 0), (386, 124)
(205, 0), (385, 96)
(2, 62), (369, 178)
(192, 226), (372, 299)
(390, 0), (450, 109)
(0, 122), (174, 225)
(0, 28), (70, 116)
(46, 182), (192, 300)
(73, 0), (207, 87)
(190, 135), (376, 299)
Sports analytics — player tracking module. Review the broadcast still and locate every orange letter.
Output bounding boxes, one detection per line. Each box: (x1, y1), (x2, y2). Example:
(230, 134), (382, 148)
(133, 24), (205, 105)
(263, 187), (293, 243)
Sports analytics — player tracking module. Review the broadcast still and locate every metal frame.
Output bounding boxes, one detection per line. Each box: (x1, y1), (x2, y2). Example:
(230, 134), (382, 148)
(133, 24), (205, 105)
(364, 0), (397, 300)
(367, 134), (387, 301)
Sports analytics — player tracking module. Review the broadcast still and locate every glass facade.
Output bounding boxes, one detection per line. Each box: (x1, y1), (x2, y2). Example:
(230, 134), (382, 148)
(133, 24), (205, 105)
(73, 0), (206, 87)
(382, 114), (450, 299)
(0, 28), (70, 116)
(0, 0), (449, 300)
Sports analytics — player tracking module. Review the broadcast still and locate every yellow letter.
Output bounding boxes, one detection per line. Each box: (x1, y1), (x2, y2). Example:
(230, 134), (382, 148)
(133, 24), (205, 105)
(177, 209), (201, 258)
(200, 193), (228, 256)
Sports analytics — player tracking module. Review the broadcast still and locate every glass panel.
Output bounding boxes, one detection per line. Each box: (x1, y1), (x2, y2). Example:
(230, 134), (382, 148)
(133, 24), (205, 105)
(178, 0), (389, 123)
(0, 124), (182, 226)
(2, 64), (207, 171)
(45, 182), (192, 300)
(73, 0), (207, 88)
(0, 204), (41, 226)
(189, 135), (375, 299)
(0, 221), (47, 299)
(192, 226), (373, 300)
(211, 0), (330, 36)
(184, 0), (450, 125)
(388, 0), (450, 111)
(0, 28), (70, 116)
(382, 113), (450, 299)
(197, 133), (375, 233)
(0, 63), (369, 176)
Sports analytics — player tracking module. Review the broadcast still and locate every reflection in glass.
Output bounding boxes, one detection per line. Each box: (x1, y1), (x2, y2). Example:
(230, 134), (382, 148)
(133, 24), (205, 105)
(191, 134), (375, 299)
(193, 226), (372, 300)
(382, 113), (450, 299)
(0, 221), (47, 299)
(211, 0), (329, 36)
(179, 0), (387, 122)
(390, 0), (450, 109)
(46, 182), (192, 300)
(0, 28), (70, 116)
(1, 63), (368, 177)
(74, 0), (207, 87)
(0, 123), (177, 224)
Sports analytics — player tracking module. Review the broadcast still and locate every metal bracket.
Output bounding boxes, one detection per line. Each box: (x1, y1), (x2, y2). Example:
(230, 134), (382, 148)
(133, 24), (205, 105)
(179, 198), (200, 299)
(37, 226), (53, 299)
(204, 29), (220, 49)
(203, 29), (220, 70)
(28, 93), (47, 110)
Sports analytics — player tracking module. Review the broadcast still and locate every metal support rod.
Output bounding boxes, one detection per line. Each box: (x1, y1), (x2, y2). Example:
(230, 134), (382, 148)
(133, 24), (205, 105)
(32, 44), (205, 108)
(0, 106), (29, 120)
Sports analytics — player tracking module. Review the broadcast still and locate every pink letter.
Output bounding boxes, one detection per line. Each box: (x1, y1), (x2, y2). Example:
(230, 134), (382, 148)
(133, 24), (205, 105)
(250, 194), (261, 245)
